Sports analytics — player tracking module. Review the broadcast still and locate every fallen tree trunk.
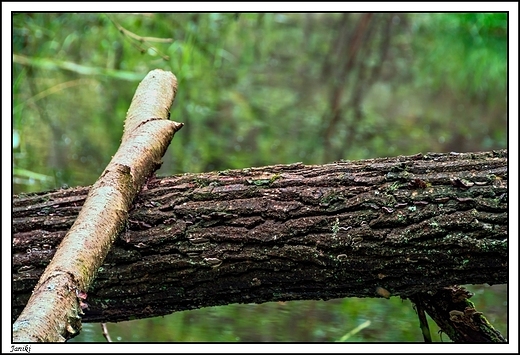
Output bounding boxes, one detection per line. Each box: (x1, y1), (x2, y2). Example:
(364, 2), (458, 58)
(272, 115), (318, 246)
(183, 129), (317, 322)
(13, 150), (507, 331)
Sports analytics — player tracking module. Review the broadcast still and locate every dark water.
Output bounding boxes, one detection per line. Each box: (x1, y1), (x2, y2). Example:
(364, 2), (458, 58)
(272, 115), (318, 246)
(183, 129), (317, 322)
(70, 284), (507, 343)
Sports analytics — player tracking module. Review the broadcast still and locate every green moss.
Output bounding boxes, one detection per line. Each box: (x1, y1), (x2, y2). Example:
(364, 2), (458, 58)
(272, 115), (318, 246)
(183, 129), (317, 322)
(321, 192), (343, 206)
(194, 178), (210, 188)
(388, 181), (402, 191)
(251, 179), (271, 186)
(269, 173), (281, 184)
(331, 218), (340, 238)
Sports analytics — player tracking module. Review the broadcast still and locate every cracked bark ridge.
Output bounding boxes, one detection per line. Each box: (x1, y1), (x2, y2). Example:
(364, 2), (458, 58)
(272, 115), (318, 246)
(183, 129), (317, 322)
(13, 150), (507, 334)
(12, 69), (183, 342)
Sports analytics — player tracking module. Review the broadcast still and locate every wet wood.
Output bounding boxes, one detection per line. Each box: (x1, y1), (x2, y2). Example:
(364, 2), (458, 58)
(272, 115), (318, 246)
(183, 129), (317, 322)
(13, 150), (507, 341)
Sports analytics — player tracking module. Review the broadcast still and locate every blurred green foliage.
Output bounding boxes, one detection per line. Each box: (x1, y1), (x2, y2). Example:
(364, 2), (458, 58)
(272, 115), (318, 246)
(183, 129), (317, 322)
(13, 13), (507, 192)
(12, 13), (508, 342)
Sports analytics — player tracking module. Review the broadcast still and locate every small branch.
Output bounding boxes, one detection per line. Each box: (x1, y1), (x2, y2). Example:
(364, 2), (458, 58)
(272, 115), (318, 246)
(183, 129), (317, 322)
(12, 69), (183, 342)
(13, 54), (145, 81)
(16, 78), (96, 110)
(405, 286), (507, 342)
(410, 295), (432, 342)
(101, 323), (112, 342)
(107, 14), (172, 61)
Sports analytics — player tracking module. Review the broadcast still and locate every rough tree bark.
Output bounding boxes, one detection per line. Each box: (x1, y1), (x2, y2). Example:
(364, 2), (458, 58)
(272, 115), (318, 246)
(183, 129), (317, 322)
(12, 69), (183, 342)
(408, 286), (506, 342)
(13, 149), (507, 341)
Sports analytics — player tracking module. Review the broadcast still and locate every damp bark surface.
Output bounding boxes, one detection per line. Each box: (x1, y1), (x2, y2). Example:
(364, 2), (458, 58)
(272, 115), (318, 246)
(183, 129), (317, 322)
(13, 150), (507, 326)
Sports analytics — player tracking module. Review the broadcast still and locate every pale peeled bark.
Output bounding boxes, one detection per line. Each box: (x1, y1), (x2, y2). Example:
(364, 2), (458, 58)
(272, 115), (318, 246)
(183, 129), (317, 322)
(12, 69), (183, 342)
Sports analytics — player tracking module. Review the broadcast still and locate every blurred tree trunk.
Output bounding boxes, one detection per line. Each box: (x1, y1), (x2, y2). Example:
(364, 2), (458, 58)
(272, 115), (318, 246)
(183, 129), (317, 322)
(320, 13), (401, 162)
(13, 150), (507, 341)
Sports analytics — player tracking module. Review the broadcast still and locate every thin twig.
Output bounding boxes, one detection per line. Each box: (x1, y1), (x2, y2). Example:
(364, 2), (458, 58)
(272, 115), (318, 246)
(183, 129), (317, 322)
(106, 14), (172, 61)
(411, 295), (433, 342)
(101, 323), (112, 342)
